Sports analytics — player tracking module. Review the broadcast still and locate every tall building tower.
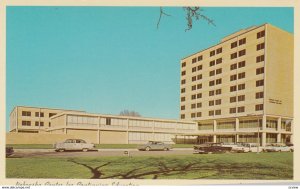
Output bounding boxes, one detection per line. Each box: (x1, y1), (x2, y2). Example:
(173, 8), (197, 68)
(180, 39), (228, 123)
(180, 24), (293, 146)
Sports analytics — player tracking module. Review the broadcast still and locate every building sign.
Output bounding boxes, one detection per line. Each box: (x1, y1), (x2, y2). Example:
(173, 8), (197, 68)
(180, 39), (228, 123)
(269, 98), (282, 104)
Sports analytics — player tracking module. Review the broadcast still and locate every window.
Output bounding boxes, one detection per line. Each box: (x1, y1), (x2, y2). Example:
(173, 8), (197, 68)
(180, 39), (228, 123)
(238, 72), (246, 79)
(209, 100), (214, 106)
(197, 83), (202, 89)
(197, 112), (202, 117)
(230, 108), (236, 114)
(197, 103), (202, 108)
(257, 43), (265, 50)
(231, 63), (237, 70)
(238, 61), (246, 68)
(210, 60), (215, 67)
(181, 105), (185, 110)
(239, 38), (246, 45)
(197, 74), (202, 80)
(191, 104), (196, 109)
(216, 58), (222, 64)
(209, 110), (214, 116)
(238, 84), (245, 90)
(216, 89), (222, 95)
(192, 76), (197, 81)
(216, 68), (222, 75)
(230, 86), (237, 92)
(181, 97), (185, 102)
(49, 113), (57, 117)
(35, 121), (39, 126)
(256, 79), (264, 87)
(191, 95), (196, 100)
(215, 99), (221, 105)
(238, 49), (246, 57)
(198, 55), (203, 61)
(209, 80), (215, 86)
(181, 71), (186, 76)
(182, 62), (186, 67)
(216, 48), (222, 54)
(256, 67), (264, 75)
(192, 67), (197, 72)
(256, 55), (265, 63)
(231, 52), (237, 59)
(181, 114), (185, 119)
(192, 85), (196, 91)
(106, 118), (111, 125)
(256, 92), (264, 99)
(231, 41), (237, 48)
(40, 112), (44, 117)
(197, 65), (202, 70)
(210, 50), (215, 57)
(215, 110), (221, 115)
(230, 96), (236, 103)
(22, 121), (31, 126)
(209, 90), (214, 96)
(216, 78), (222, 85)
(210, 70), (215, 76)
(22, 111), (31, 117)
(230, 74), (237, 81)
(197, 93), (202, 99)
(257, 30), (265, 39)
(191, 113), (196, 118)
(238, 106), (245, 113)
(40, 122), (44, 126)
(238, 95), (245, 101)
(35, 112), (39, 117)
(255, 104), (264, 111)
(181, 80), (186, 84)
(192, 58), (197, 63)
(181, 88), (185, 93)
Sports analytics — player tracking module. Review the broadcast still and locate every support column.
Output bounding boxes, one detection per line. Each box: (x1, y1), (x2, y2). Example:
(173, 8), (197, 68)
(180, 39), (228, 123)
(262, 132), (266, 147)
(97, 117), (101, 144)
(126, 119), (129, 144)
(290, 120), (294, 144)
(277, 117), (281, 131)
(262, 115), (267, 130)
(236, 134), (239, 143)
(235, 118), (239, 131)
(213, 135), (217, 143)
(277, 133), (281, 143)
(213, 120), (217, 132)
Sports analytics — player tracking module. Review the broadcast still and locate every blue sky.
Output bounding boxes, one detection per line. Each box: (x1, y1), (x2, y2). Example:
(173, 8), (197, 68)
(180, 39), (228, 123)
(6, 7), (293, 130)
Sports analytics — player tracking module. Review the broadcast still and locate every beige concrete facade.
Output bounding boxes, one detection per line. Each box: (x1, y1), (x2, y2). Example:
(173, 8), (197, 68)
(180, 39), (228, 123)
(180, 23), (293, 146)
(8, 106), (197, 144)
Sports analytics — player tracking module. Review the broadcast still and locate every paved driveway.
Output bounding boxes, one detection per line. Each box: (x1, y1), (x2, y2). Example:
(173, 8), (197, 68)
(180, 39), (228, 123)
(10, 148), (194, 158)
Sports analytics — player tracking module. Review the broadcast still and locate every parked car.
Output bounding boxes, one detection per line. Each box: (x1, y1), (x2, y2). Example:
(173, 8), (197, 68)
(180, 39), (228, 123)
(263, 143), (293, 152)
(137, 141), (172, 151)
(193, 142), (232, 154)
(54, 139), (95, 152)
(6, 147), (14, 157)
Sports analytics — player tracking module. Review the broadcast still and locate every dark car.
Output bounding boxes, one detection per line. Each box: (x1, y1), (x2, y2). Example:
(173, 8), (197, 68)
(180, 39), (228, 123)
(6, 147), (14, 157)
(193, 142), (232, 154)
(137, 141), (172, 151)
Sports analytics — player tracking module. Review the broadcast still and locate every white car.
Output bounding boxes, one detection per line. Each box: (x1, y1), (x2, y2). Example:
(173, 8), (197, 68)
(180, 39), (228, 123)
(223, 143), (261, 153)
(263, 143), (293, 152)
(54, 139), (95, 152)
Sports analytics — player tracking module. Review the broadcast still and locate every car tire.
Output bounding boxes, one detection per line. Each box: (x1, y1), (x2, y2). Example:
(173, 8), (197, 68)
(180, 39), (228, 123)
(145, 147), (151, 151)
(82, 148), (88, 152)
(58, 149), (65, 152)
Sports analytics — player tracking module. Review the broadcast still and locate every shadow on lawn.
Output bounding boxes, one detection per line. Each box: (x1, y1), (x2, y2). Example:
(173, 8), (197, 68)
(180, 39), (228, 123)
(67, 158), (290, 179)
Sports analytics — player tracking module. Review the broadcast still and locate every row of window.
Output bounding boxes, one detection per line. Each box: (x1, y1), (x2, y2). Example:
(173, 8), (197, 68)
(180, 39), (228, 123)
(182, 30), (265, 68)
(21, 111), (57, 118)
(182, 92), (263, 110)
(21, 121), (45, 126)
(181, 103), (264, 118)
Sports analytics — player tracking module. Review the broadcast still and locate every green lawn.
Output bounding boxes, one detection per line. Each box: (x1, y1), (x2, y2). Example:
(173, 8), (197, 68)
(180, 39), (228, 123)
(7, 143), (194, 149)
(6, 153), (293, 179)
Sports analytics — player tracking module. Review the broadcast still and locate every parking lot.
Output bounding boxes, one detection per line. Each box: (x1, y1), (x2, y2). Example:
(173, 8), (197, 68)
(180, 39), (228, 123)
(10, 148), (194, 158)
